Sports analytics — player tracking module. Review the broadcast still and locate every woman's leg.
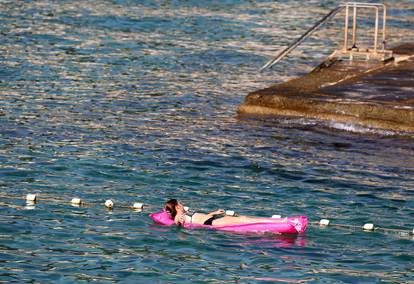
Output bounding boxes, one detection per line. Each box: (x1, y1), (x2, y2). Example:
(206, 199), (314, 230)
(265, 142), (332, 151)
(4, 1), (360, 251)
(212, 215), (285, 226)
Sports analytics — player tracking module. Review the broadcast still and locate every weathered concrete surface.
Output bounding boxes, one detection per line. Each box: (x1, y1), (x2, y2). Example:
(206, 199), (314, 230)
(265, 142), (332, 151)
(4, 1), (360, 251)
(239, 43), (414, 132)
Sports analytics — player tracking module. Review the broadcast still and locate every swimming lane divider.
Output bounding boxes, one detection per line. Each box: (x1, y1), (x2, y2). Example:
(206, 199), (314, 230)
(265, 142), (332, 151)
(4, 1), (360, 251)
(311, 219), (414, 237)
(0, 193), (149, 212)
(0, 193), (413, 237)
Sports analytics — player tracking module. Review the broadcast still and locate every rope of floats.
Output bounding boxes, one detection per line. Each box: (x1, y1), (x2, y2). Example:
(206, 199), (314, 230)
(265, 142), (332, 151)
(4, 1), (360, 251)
(0, 193), (146, 211)
(309, 219), (414, 237)
(1, 193), (413, 237)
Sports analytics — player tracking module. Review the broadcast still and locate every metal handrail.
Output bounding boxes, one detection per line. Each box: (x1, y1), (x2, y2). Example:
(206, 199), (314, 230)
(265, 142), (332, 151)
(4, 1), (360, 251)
(343, 2), (387, 52)
(259, 6), (344, 72)
(260, 2), (389, 72)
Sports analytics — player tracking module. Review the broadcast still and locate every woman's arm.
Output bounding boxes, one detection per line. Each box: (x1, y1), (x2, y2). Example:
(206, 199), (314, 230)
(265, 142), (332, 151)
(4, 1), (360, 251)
(207, 209), (225, 217)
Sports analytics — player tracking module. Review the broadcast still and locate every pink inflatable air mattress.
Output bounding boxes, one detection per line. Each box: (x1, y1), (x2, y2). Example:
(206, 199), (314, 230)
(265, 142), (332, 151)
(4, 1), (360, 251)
(150, 210), (307, 234)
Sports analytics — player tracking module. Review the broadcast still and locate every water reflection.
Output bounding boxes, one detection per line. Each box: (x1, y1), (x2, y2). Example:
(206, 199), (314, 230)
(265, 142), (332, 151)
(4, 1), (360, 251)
(239, 234), (307, 248)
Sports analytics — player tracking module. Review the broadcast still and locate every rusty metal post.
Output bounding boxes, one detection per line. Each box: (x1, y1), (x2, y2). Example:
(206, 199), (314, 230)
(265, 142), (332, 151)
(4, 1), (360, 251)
(344, 4), (349, 51)
(382, 5), (387, 50)
(374, 7), (379, 52)
(352, 3), (357, 48)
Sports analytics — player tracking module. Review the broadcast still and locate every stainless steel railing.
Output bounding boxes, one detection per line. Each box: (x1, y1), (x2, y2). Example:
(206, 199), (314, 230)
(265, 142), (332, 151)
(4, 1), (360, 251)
(260, 2), (391, 72)
(343, 2), (387, 52)
(259, 6), (344, 72)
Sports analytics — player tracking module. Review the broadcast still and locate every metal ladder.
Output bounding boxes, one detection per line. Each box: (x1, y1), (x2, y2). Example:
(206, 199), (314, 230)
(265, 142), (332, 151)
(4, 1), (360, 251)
(260, 2), (393, 72)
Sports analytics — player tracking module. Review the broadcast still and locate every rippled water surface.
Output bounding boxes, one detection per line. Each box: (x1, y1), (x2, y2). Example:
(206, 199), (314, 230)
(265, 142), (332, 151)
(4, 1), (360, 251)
(1, 0), (414, 283)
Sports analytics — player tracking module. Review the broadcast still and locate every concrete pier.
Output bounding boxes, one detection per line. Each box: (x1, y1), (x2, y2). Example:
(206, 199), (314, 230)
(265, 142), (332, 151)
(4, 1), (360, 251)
(239, 43), (414, 133)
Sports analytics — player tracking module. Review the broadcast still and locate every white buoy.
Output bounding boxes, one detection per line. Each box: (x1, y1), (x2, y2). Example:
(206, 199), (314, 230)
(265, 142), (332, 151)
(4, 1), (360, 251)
(412, 228), (414, 235)
(26, 194), (37, 203)
(225, 210), (235, 216)
(24, 204), (35, 210)
(71, 198), (82, 206)
(400, 231), (409, 237)
(320, 219), (330, 226)
(183, 206), (189, 212)
(133, 202), (144, 210)
(363, 223), (374, 231)
(105, 199), (114, 208)
(272, 215), (282, 219)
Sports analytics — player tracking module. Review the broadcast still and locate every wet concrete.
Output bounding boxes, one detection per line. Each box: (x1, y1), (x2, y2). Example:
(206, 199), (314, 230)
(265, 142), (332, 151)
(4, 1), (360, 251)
(239, 43), (414, 132)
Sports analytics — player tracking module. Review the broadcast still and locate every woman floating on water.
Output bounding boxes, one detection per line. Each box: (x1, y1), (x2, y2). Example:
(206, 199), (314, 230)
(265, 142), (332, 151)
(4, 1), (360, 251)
(164, 199), (286, 227)
(152, 199), (307, 234)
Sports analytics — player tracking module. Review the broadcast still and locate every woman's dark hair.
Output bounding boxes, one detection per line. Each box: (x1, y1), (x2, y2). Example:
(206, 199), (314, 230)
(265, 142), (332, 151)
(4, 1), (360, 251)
(165, 199), (179, 219)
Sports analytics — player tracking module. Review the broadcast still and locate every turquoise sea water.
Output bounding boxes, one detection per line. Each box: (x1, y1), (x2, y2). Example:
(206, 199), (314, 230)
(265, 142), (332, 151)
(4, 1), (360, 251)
(1, 1), (414, 283)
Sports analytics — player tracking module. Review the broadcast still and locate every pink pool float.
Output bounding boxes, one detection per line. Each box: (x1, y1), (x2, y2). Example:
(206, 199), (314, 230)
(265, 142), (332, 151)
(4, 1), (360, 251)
(150, 210), (307, 234)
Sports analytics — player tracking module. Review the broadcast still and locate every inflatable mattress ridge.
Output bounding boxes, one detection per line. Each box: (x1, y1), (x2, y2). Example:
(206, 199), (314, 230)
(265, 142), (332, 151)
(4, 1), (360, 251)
(150, 211), (307, 234)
